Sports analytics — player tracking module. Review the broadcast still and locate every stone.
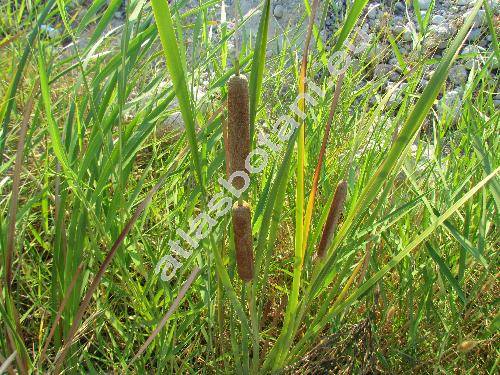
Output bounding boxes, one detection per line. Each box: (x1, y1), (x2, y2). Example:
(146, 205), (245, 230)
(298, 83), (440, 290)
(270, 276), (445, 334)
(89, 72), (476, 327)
(373, 63), (393, 79)
(368, 43), (385, 63)
(448, 64), (468, 85)
(461, 45), (480, 55)
(40, 24), (60, 39)
(388, 82), (408, 107)
(390, 70), (401, 82)
(418, 0), (432, 10)
(367, 4), (379, 20)
(393, 23), (405, 35)
(465, 9), (486, 27)
(403, 27), (413, 41)
(114, 10), (124, 19)
(457, 0), (471, 6)
(478, 39), (488, 48)
(467, 28), (481, 42)
(354, 42), (370, 57)
(395, 2), (406, 13)
(273, 4), (284, 19)
(439, 90), (462, 120)
(426, 24), (452, 50)
(475, 10), (486, 26)
(431, 15), (446, 25)
(157, 112), (184, 136)
(461, 45), (481, 69)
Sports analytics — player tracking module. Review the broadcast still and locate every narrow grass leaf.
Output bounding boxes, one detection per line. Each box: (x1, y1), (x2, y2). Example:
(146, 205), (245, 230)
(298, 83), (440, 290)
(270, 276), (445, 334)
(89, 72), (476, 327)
(425, 242), (466, 304)
(151, 0), (204, 189)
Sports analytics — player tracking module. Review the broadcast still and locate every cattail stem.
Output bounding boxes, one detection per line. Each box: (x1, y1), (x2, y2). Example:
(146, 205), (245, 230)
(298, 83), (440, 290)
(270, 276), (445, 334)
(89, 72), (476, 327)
(232, 201), (254, 282)
(317, 180), (348, 259)
(235, 58), (240, 76)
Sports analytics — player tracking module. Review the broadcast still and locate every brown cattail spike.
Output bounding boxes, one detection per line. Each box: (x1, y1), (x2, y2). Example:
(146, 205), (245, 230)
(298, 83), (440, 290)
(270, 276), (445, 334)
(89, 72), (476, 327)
(317, 180), (348, 259)
(227, 74), (250, 189)
(232, 201), (254, 282)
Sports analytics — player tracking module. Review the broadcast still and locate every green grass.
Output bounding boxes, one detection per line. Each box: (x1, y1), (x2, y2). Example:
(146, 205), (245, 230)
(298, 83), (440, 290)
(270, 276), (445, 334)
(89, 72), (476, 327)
(0, 0), (498, 373)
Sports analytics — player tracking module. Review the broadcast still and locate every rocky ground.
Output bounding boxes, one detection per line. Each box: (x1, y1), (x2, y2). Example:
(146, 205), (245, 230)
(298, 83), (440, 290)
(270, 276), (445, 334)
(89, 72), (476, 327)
(337, 0), (499, 109)
(174, 1), (499, 110)
(43, 0), (498, 116)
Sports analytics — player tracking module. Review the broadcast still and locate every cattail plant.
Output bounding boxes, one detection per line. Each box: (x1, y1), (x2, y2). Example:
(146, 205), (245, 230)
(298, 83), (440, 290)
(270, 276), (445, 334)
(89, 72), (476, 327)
(317, 180), (348, 259)
(227, 73), (250, 189)
(225, 73), (254, 281)
(232, 201), (254, 281)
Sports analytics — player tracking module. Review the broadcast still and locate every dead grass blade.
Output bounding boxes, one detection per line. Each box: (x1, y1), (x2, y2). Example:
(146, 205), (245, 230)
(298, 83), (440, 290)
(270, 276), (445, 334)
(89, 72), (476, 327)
(39, 262), (84, 366)
(5, 87), (36, 289)
(0, 350), (17, 374)
(129, 266), (200, 366)
(303, 73), (345, 253)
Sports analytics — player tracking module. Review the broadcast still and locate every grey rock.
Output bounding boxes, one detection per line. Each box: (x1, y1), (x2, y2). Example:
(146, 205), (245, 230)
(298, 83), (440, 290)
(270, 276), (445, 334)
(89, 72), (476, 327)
(393, 23), (405, 35)
(465, 9), (486, 27)
(368, 43), (385, 63)
(431, 15), (446, 25)
(395, 2), (406, 13)
(467, 28), (481, 42)
(273, 4), (284, 19)
(390, 70), (401, 82)
(461, 45), (481, 69)
(426, 24), (452, 50)
(403, 27), (413, 42)
(114, 10), (124, 19)
(373, 63), (393, 79)
(461, 45), (481, 55)
(475, 9), (486, 26)
(367, 4), (379, 20)
(418, 0), (432, 10)
(492, 55), (499, 70)
(40, 24), (60, 39)
(440, 90), (462, 120)
(479, 39), (488, 48)
(448, 64), (468, 85)
(354, 42), (370, 57)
